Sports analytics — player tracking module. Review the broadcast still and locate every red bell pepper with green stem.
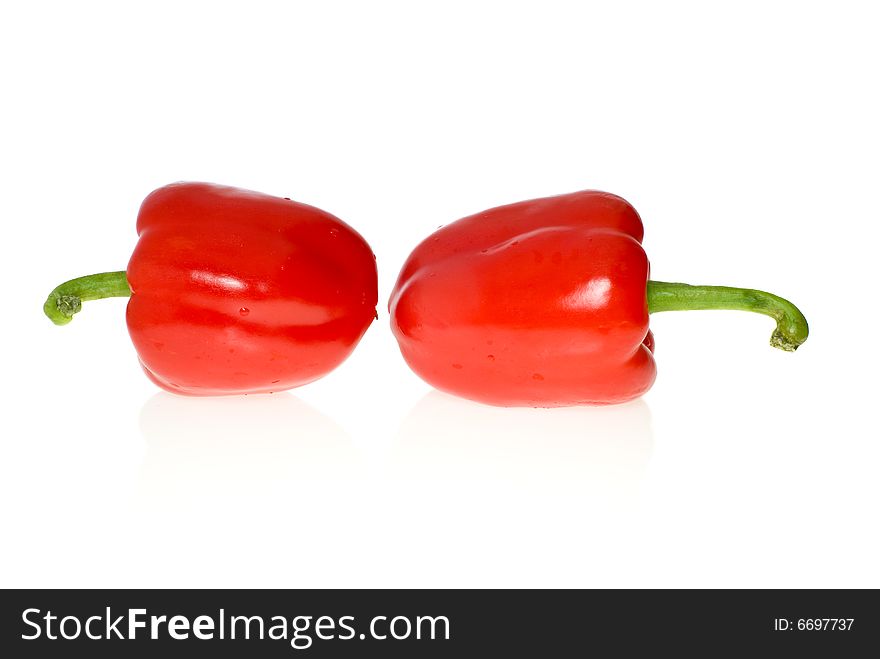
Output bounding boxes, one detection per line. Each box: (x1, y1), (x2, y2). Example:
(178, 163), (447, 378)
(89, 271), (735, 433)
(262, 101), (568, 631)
(389, 190), (808, 407)
(44, 182), (378, 395)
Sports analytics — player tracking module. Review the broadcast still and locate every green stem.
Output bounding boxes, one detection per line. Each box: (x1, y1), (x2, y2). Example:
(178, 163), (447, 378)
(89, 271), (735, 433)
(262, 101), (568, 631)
(44, 271), (131, 325)
(646, 280), (809, 352)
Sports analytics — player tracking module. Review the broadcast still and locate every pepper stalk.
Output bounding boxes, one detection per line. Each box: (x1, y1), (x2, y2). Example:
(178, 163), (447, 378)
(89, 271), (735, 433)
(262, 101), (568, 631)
(646, 280), (809, 351)
(43, 271), (131, 325)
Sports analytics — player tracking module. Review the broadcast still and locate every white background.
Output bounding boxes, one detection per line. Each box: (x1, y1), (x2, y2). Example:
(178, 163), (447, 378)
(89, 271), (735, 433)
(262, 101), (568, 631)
(1, 1), (878, 588)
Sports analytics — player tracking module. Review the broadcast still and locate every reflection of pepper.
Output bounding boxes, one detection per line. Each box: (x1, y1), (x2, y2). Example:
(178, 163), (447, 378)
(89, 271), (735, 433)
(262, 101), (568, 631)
(389, 190), (808, 407)
(45, 182), (378, 395)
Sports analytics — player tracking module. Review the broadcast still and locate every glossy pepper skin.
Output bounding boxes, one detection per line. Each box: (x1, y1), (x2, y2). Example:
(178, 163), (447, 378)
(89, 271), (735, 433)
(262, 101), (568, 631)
(46, 182), (378, 395)
(389, 191), (656, 407)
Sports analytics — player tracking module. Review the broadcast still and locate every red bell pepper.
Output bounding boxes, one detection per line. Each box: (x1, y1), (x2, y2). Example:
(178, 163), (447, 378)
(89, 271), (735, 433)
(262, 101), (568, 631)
(44, 182), (378, 395)
(389, 190), (808, 407)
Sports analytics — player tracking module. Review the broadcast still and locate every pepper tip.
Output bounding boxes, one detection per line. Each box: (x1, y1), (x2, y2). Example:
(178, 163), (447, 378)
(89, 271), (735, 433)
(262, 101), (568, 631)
(43, 293), (79, 326)
(769, 329), (801, 352)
